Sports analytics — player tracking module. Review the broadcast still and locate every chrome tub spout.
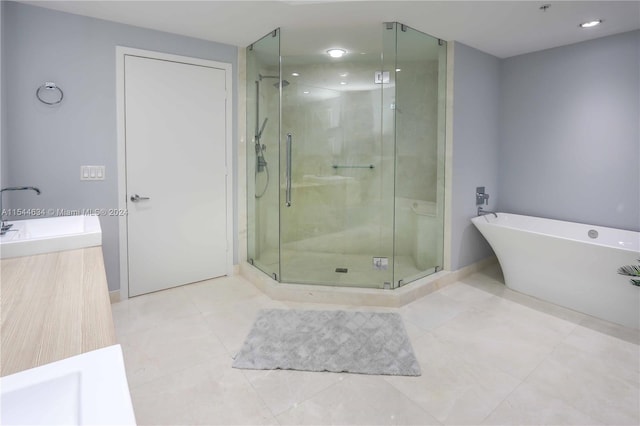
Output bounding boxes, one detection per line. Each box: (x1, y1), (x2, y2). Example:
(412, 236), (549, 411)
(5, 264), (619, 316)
(477, 206), (498, 218)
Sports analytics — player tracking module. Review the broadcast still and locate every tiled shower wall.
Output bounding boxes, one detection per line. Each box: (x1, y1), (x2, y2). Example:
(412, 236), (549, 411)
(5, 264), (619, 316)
(253, 58), (441, 264)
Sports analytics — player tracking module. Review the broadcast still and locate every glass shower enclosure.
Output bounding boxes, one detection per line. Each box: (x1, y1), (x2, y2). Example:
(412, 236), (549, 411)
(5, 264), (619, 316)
(247, 23), (447, 289)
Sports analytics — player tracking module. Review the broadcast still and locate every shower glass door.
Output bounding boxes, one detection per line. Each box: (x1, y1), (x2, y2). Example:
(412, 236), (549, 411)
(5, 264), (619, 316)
(247, 29), (281, 279)
(279, 25), (395, 288)
(248, 23), (447, 289)
(392, 24), (447, 286)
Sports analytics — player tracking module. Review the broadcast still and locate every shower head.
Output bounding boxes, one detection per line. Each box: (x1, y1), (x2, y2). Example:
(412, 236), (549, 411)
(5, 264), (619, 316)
(258, 74), (289, 89)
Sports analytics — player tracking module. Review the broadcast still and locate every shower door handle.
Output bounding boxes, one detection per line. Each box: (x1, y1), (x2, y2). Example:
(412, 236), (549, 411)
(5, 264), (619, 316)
(285, 133), (292, 207)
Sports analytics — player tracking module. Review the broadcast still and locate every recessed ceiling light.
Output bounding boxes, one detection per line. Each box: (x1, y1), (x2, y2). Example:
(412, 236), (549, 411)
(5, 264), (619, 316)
(395, 68), (402, 72)
(579, 19), (603, 28)
(327, 48), (346, 58)
(303, 90), (310, 94)
(340, 81), (347, 85)
(291, 72), (300, 77)
(340, 72), (348, 77)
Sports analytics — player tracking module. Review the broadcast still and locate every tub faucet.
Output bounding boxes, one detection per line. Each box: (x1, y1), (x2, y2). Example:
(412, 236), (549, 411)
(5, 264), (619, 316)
(477, 206), (497, 218)
(1, 186), (41, 234)
(476, 186), (490, 205)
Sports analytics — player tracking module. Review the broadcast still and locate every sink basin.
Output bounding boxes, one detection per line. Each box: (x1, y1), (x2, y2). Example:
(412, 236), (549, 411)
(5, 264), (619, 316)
(0, 345), (136, 425)
(0, 215), (101, 259)
(2, 372), (82, 425)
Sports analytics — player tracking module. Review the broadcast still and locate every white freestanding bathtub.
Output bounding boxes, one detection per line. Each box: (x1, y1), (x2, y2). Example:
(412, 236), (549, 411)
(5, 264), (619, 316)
(471, 213), (639, 329)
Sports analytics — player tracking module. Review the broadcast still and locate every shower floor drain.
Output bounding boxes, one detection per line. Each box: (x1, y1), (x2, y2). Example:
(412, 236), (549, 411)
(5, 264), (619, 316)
(335, 268), (348, 273)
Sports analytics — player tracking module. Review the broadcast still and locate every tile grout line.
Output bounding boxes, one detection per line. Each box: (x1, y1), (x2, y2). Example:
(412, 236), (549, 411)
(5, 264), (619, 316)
(235, 368), (286, 425)
(378, 372), (445, 425)
(477, 321), (595, 425)
(249, 370), (350, 421)
(466, 315), (581, 424)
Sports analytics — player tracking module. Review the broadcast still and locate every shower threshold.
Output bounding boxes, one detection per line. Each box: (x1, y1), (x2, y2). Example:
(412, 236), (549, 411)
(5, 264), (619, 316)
(250, 250), (429, 289)
(241, 261), (474, 308)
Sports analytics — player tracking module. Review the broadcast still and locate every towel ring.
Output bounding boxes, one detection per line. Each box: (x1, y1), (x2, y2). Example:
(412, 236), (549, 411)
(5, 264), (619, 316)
(36, 82), (64, 105)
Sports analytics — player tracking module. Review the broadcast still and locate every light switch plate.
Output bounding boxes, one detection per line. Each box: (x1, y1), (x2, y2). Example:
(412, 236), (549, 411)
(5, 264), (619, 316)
(80, 166), (105, 181)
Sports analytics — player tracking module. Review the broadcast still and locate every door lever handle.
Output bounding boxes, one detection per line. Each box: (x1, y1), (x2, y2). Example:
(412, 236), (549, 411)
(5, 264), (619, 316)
(130, 194), (150, 202)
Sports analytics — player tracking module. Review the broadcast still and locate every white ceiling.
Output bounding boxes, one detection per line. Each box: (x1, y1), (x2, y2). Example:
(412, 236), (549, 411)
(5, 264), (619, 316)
(21, 0), (640, 58)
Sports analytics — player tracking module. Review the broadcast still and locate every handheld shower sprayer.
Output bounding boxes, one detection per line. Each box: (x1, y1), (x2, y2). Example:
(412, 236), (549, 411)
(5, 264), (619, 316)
(257, 118), (268, 141)
(255, 117), (269, 173)
(255, 73), (287, 199)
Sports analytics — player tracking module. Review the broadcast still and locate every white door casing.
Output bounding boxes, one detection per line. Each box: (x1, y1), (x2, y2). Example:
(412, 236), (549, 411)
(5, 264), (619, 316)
(116, 47), (233, 298)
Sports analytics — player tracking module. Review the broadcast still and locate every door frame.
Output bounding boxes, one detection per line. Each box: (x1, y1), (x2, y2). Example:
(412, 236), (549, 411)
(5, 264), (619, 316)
(116, 46), (234, 300)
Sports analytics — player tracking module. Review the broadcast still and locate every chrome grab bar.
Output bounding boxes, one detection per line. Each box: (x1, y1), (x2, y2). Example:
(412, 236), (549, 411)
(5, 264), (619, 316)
(285, 133), (292, 207)
(332, 164), (374, 169)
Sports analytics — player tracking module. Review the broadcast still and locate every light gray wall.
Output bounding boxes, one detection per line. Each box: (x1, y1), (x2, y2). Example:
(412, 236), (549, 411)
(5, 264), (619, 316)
(3, 2), (238, 291)
(450, 32), (640, 271)
(450, 42), (501, 270)
(1, 1), (6, 190)
(499, 31), (640, 231)
(6, 3), (638, 285)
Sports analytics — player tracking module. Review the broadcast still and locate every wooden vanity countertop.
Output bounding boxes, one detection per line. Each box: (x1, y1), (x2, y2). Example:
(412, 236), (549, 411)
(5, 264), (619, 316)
(1, 246), (116, 376)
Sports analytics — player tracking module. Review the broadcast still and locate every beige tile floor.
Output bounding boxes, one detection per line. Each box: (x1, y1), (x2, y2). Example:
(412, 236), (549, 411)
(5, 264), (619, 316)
(111, 265), (640, 425)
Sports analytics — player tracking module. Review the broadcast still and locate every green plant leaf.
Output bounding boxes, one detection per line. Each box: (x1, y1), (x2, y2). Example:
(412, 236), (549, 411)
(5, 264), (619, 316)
(618, 260), (640, 287)
(617, 265), (640, 277)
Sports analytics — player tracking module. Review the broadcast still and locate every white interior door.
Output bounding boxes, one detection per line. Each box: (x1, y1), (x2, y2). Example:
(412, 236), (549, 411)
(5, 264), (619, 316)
(124, 55), (228, 297)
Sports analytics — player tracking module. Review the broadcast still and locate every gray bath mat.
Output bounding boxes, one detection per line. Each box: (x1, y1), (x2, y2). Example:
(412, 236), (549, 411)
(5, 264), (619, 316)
(232, 309), (421, 376)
